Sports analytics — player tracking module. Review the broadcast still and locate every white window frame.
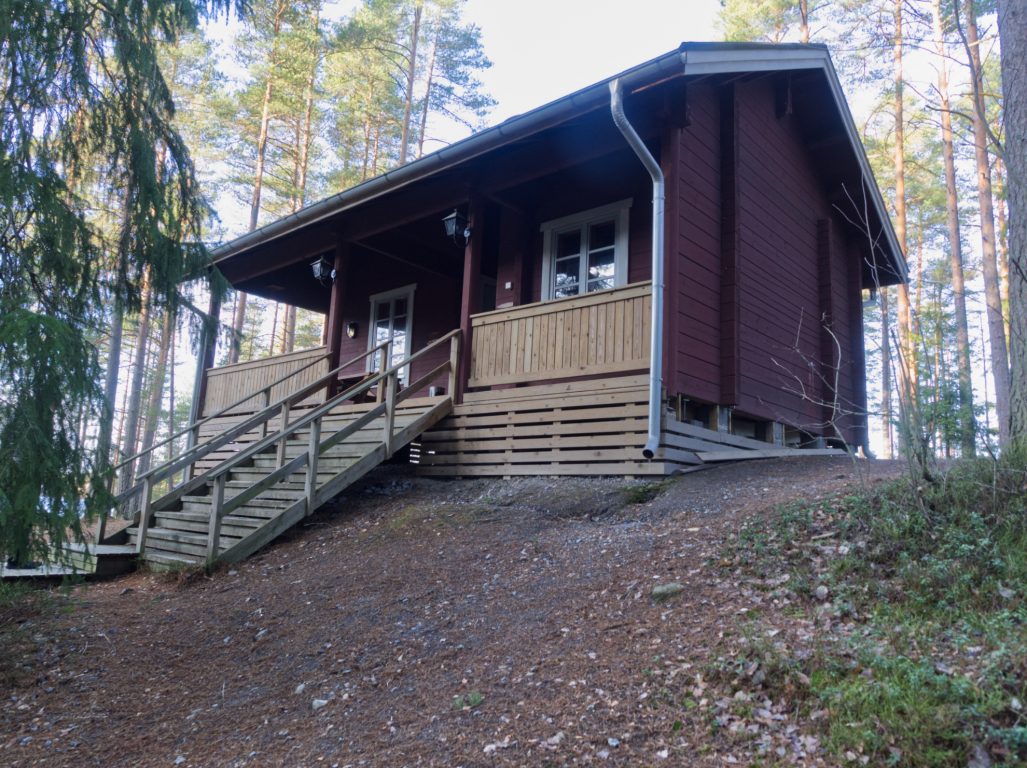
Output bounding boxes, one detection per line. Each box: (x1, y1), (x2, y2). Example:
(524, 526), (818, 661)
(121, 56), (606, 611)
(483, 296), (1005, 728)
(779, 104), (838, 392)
(367, 283), (416, 384)
(539, 199), (632, 301)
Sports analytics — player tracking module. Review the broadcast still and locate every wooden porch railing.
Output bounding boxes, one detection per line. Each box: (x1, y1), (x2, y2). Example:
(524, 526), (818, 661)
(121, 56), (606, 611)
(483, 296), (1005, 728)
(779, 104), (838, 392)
(202, 345), (331, 416)
(467, 281), (651, 388)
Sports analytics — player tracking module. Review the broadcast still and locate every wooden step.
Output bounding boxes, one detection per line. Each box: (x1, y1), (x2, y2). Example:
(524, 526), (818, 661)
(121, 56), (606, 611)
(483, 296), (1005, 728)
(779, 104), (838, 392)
(142, 551), (202, 569)
(153, 511), (268, 538)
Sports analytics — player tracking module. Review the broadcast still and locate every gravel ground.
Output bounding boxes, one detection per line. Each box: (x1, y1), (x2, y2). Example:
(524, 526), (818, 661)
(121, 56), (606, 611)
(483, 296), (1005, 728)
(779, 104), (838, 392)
(0, 456), (904, 767)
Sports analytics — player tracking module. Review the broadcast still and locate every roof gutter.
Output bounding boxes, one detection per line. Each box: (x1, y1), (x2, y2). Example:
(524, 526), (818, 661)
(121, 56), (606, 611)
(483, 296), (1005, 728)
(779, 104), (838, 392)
(610, 78), (666, 460)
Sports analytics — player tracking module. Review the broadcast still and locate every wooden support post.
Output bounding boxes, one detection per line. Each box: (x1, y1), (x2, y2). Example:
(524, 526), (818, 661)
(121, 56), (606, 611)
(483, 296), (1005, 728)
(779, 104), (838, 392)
(382, 371), (397, 457)
(260, 388), (271, 438)
(305, 417), (322, 515)
(276, 401), (290, 468)
(375, 340), (390, 404)
(134, 475), (155, 555)
(325, 239), (350, 398)
(207, 474), (226, 560)
(457, 196), (483, 402)
(447, 332), (460, 396)
(187, 288), (222, 459)
(771, 422), (785, 446)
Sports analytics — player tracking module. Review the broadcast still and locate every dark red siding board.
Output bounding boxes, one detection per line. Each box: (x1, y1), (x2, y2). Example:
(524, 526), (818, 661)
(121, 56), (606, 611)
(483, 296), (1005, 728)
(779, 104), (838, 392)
(731, 79), (863, 438)
(334, 254), (461, 397)
(669, 83), (723, 402)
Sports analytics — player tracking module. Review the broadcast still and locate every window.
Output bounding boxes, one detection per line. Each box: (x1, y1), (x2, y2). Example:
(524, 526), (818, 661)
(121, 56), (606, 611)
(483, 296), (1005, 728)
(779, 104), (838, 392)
(368, 284), (415, 385)
(540, 199), (631, 300)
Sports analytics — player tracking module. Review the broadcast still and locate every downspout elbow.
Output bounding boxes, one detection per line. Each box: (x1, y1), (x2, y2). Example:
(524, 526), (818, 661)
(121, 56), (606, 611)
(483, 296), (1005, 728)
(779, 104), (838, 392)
(610, 79), (665, 460)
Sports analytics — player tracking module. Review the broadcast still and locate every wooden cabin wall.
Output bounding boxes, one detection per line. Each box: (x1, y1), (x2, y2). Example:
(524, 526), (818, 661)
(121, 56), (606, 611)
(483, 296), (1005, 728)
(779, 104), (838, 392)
(334, 254), (461, 396)
(665, 80), (863, 444)
(731, 79), (860, 443)
(666, 82), (724, 406)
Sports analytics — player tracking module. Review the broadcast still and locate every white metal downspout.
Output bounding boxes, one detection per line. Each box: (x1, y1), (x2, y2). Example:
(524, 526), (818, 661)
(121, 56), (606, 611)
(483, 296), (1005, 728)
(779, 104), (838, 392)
(610, 79), (665, 460)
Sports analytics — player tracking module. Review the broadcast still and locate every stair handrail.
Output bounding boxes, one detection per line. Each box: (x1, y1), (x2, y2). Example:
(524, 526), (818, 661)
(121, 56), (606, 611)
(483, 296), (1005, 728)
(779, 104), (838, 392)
(191, 329), (460, 562)
(111, 346), (331, 487)
(117, 341), (388, 549)
(207, 329), (459, 483)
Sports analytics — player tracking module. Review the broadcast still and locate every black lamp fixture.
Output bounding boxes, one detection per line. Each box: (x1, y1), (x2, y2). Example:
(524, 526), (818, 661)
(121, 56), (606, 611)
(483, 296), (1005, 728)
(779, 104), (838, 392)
(310, 256), (336, 285)
(441, 208), (470, 246)
(346, 321), (359, 339)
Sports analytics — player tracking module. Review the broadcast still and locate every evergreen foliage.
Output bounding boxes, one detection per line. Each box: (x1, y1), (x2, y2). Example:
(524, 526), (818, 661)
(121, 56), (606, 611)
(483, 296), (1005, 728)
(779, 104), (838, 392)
(0, 0), (239, 563)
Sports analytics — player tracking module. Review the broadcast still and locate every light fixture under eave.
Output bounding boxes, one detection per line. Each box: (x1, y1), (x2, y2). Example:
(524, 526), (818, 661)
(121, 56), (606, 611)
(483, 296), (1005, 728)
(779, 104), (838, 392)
(346, 321), (359, 339)
(441, 208), (470, 246)
(311, 256), (336, 285)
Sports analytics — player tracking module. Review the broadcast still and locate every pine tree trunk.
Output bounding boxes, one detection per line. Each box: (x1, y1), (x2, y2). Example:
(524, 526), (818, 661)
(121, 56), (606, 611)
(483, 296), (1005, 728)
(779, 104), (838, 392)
(228, 291), (247, 365)
(417, 35), (438, 158)
(892, 0), (915, 424)
(232, 0), (288, 364)
(96, 189), (132, 476)
(399, 1), (422, 164)
(799, 0), (810, 43)
(117, 267), (153, 492)
(135, 306), (173, 478)
(881, 288), (894, 458)
(934, 0), (976, 455)
(998, 0), (1027, 445)
(965, 0), (1011, 446)
(283, 304), (297, 353)
(167, 320), (176, 465)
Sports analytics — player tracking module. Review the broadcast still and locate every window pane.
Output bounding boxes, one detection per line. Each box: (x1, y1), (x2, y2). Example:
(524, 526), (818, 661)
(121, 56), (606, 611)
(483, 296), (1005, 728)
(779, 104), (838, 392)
(587, 277), (615, 293)
(376, 302), (389, 321)
(557, 230), (581, 258)
(589, 220), (615, 250)
(394, 297), (407, 316)
(587, 248), (615, 281)
(554, 255), (580, 296)
(554, 284), (579, 298)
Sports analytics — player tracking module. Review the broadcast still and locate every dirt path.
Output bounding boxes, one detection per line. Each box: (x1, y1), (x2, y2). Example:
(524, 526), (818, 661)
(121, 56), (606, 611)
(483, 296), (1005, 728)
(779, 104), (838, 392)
(0, 457), (904, 767)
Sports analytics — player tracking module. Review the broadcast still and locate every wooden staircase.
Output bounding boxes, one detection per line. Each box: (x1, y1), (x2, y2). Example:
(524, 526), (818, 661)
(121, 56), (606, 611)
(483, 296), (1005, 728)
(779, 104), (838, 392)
(114, 331), (460, 568)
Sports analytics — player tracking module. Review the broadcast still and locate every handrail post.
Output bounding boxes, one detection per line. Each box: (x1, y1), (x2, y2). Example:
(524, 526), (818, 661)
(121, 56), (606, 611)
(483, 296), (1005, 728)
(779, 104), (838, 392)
(207, 474), (226, 561)
(382, 370), (397, 458)
(447, 332), (460, 398)
(304, 416), (322, 514)
(135, 475), (155, 555)
(260, 387), (271, 438)
(376, 340), (390, 403)
(277, 400), (291, 468)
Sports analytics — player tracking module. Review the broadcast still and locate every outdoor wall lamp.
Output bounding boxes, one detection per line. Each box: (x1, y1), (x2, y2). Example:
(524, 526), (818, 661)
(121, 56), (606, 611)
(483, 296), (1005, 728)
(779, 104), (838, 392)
(441, 208), (471, 246)
(346, 321), (359, 339)
(311, 256), (336, 284)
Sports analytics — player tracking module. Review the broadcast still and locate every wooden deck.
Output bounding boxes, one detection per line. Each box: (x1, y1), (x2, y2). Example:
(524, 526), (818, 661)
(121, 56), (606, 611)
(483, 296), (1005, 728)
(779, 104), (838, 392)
(468, 282), (651, 388)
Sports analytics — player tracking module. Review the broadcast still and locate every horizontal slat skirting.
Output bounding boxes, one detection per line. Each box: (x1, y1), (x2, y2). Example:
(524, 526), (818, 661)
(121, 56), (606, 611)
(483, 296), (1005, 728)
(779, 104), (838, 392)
(416, 462), (672, 477)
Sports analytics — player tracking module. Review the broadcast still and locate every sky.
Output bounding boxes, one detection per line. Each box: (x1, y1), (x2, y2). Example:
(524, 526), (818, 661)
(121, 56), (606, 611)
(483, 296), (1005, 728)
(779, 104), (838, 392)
(462, 0), (721, 123)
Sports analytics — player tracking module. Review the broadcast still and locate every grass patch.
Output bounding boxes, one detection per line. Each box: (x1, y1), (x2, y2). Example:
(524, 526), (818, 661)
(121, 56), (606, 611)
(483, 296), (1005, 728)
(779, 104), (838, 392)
(622, 480), (672, 506)
(719, 454), (1027, 766)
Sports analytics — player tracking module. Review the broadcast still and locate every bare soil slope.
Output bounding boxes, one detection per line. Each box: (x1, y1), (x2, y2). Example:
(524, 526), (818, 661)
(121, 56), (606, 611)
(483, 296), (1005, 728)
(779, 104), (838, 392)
(0, 457), (903, 767)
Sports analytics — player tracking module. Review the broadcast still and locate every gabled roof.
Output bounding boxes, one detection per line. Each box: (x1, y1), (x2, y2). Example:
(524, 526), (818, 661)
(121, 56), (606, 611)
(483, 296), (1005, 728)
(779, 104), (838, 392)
(212, 42), (906, 282)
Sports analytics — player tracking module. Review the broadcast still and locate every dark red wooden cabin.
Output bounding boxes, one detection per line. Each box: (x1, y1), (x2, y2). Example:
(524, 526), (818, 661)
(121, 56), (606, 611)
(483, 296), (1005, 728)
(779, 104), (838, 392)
(207, 42), (905, 477)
